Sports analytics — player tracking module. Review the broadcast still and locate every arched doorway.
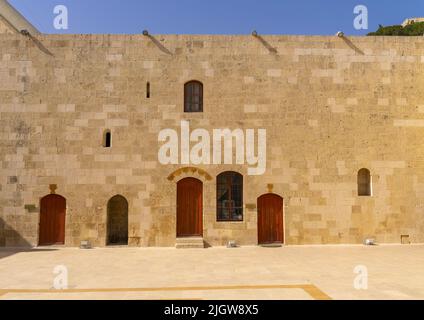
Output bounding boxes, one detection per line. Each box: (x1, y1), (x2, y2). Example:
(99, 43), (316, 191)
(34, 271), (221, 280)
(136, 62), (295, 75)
(39, 194), (66, 245)
(107, 195), (128, 245)
(257, 193), (284, 245)
(177, 177), (203, 237)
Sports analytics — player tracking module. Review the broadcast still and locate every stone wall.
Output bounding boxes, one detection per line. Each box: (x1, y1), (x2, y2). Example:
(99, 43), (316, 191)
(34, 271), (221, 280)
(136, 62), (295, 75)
(0, 16), (16, 34)
(0, 33), (424, 247)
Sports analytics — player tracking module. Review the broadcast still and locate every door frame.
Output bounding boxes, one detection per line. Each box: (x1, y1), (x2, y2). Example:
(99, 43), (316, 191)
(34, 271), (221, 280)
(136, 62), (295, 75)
(38, 194), (67, 246)
(257, 193), (285, 245)
(176, 177), (204, 237)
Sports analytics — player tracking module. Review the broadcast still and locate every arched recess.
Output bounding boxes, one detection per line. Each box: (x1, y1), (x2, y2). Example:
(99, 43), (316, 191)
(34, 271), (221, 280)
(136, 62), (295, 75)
(107, 195), (128, 245)
(39, 194), (66, 246)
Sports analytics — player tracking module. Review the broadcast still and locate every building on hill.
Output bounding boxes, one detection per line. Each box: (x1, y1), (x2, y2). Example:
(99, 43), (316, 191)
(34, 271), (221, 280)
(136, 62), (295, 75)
(402, 17), (424, 27)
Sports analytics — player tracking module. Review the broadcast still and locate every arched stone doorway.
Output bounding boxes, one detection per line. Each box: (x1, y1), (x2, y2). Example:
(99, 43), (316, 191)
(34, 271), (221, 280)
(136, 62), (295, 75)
(257, 193), (284, 245)
(176, 177), (203, 237)
(39, 194), (66, 245)
(107, 195), (128, 245)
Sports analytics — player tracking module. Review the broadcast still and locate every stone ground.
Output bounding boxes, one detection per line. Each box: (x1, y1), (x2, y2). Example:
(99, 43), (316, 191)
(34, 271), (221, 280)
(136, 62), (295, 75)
(0, 244), (423, 300)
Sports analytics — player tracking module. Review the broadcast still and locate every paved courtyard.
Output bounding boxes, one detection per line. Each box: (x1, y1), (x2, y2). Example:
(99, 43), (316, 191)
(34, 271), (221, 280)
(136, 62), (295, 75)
(0, 244), (423, 300)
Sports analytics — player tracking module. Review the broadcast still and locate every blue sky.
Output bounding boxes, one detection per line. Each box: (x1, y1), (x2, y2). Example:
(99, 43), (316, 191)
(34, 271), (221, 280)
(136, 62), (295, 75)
(8, 0), (424, 35)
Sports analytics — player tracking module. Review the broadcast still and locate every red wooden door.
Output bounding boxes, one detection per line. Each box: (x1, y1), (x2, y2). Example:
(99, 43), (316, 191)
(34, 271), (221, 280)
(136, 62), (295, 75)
(39, 194), (66, 245)
(177, 178), (203, 237)
(257, 194), (284, 244)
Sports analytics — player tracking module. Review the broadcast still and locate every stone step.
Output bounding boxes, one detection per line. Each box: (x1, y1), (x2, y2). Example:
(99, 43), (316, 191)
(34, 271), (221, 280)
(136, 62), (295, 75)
(260, 243), (283, 248)
(175, 237), (205, 249)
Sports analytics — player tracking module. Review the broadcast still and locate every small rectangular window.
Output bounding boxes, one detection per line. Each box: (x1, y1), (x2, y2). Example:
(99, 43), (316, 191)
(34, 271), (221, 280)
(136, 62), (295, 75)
(146, 82), (150, 98)
(104, 131), (111, 148)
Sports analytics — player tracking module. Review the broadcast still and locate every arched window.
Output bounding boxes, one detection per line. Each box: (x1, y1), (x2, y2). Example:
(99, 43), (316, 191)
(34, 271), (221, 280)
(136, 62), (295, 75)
(103, 130), (111, 148)
(184, 80), (203, 112)
(358, 168), (372, 196)
(217, 171), (243, 221)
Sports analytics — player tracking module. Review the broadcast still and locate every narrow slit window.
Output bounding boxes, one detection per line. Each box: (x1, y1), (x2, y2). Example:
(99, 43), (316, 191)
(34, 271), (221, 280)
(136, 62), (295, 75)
(146, 82), (150, 98)
(103, 130), (112, 148)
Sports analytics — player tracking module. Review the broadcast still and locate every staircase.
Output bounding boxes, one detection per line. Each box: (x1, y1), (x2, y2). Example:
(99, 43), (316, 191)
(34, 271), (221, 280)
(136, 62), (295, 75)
(175, 237), (205, 249)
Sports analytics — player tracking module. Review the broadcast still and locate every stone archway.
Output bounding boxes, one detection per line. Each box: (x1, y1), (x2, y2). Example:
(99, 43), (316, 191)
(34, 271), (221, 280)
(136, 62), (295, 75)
(107, 195), (128, 245)
(167, 167), (212, 182)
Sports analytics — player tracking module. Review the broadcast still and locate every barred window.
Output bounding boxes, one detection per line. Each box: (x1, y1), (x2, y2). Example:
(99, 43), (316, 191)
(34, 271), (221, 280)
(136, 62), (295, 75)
(184, 81), (203, 112)
(217, 171), (243, 221)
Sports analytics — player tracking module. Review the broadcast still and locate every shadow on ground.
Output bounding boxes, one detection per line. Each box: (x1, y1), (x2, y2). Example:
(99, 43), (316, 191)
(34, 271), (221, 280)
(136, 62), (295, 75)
(0, 218), (57, 259)
(0, 248), (57, 260)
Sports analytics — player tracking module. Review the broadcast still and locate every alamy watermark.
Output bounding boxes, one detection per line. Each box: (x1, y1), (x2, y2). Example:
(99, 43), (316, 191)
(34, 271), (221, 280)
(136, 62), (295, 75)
(53, 5), (68, 30)
(353, 5), (368, 30)
(353, 265), (368, 290)
(53, 265), (68, 289)
(158, 121), (267, 175)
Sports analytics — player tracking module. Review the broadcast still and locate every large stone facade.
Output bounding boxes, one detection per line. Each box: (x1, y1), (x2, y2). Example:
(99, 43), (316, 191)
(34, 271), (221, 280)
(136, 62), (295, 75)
(1, 32), (424, 247)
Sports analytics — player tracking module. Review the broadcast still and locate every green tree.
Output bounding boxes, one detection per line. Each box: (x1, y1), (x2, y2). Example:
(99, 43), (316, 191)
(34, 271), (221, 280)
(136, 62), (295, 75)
(367, 22), (424, 36)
